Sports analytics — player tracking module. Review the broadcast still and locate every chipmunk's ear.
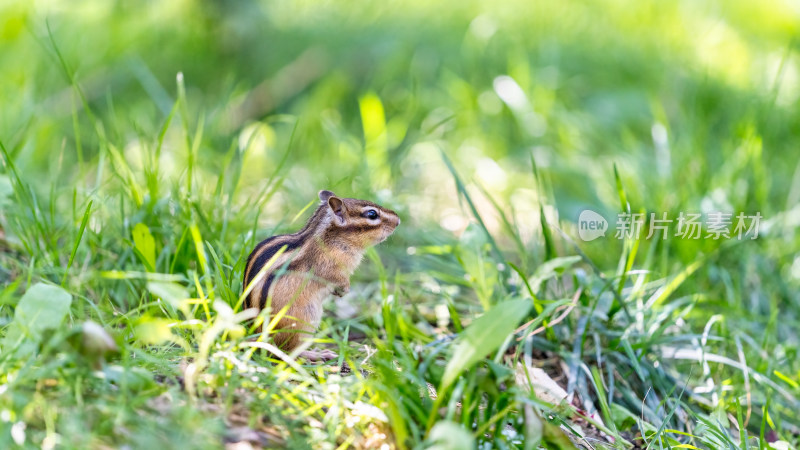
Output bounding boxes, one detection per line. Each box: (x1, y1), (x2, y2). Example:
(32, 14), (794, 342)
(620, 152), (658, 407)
(327, 195), (346, 225)
(318, 190), (336, 202)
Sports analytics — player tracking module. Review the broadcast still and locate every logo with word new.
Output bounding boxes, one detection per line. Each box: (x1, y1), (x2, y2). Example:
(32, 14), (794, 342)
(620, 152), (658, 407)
(578, 209), (608, 241)
(576, 209), (763, 241)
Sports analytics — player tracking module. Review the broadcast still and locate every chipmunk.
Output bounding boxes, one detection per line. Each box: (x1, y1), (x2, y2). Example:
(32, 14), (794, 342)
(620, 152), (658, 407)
(242, 190), (400, 360)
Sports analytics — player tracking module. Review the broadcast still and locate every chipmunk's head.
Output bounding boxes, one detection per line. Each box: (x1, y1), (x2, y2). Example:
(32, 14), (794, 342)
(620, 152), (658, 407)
(318, 190), (400, 246)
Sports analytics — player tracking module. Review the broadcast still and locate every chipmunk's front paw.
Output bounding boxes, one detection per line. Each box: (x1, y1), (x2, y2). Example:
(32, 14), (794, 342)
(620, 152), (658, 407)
(299, 349), (338, 362)
(332, 284), (350, 297)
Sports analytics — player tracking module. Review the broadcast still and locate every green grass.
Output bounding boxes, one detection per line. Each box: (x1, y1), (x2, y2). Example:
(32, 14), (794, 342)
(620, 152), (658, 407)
(1, 0), (799, 448)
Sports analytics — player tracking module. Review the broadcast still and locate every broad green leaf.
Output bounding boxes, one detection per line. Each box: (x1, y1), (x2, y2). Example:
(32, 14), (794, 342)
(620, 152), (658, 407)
(10, 283), (72, 339)
(132, 223), (157, 271)
(146, 281), (189, 310)
(134, 317), (175, 345)
(427, 421), (475, 450)
(441, 298), (531, 389)
(2, 283), (72, 354)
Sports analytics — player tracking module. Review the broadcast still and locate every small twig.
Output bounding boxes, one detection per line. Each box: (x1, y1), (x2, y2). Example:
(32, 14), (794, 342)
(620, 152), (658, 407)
(516, 288), (582, 341)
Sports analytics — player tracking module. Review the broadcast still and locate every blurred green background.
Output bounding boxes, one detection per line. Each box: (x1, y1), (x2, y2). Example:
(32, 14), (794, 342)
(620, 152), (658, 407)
(4, 0), (799, 314)
(3, 0), (799, 233)
(1, 0), (800, 447)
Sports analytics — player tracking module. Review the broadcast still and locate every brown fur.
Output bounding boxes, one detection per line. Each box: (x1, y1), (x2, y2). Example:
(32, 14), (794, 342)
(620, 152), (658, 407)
(243, 190), (399, 351)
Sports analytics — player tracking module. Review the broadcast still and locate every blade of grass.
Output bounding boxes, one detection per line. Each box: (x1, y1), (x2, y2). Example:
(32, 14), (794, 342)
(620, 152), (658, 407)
(61, 200), (93, 286)
(440, 150), (507, 285)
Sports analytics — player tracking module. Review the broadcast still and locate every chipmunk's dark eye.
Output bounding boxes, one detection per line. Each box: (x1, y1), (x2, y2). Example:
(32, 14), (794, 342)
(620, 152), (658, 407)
(364, 209), (379, 220)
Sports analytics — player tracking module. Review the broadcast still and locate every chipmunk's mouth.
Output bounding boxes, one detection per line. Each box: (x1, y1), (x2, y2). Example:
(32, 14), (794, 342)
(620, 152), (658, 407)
(378, 227), (397, 243)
